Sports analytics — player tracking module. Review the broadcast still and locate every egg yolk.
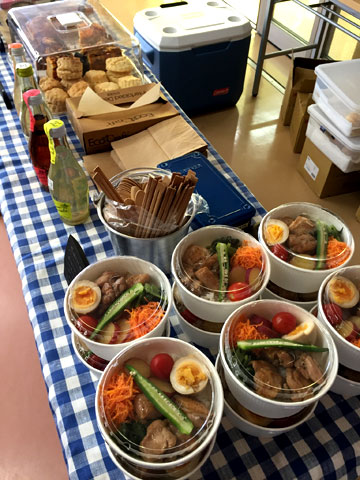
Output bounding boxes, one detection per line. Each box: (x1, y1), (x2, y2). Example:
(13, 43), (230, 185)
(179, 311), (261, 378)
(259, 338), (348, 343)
(287, 324), (307, 336)
(330, 279), (353, 302)
(266, 225), (284, 244)
(74, 286), (97, 308)
(175, 364), (207, 388)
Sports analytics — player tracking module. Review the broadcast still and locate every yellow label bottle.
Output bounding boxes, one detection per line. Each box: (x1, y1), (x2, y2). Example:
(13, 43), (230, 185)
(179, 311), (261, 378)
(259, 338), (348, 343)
(44, 119), (89, 226)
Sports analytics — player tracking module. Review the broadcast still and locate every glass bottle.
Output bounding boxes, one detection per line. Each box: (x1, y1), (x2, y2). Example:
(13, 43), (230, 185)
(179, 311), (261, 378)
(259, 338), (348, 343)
(23, 89), (52, 192)
(44, 119), (90, 226)
(8, 43), (27, 115)
(17, 62), (38, 141)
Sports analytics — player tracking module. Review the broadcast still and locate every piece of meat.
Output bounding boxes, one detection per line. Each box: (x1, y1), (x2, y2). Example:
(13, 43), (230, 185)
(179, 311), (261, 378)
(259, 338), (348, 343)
(289, 216), (316, 236)
(182, 245), (209, 266)
(285, 368), (313, 401)
(279, 216), (296, 226)
(251, 360), (283, 400)
(173, 395), (209, 428)
(260, 348), (295, 367)
(179, 265), (202, 295)
(112, 277), (127, 297)
(140, 419), (177, 455)
(134, 394), (162, 421)
(288, 233), (317, 254)
(294, 353), (324, 384)
(194, 266), (219, 291)
(204, 253), (219, 271)
(125, 273), (150, 288)
(95, 271), (120, 288)
(167, 422), (197, 448)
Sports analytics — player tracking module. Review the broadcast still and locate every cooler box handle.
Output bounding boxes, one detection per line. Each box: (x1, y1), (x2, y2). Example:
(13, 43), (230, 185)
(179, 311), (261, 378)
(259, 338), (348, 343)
(135, 33), (155, 66)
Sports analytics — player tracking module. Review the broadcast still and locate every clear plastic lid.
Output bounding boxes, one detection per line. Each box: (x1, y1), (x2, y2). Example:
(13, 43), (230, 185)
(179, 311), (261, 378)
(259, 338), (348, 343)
(74, 335), (109, 371)
(262, 210), (352, 271)
(223, 303), (331, 403)
(97, 348), (215, 463)
(102, 168), (204, 239)
(320, 266), (360, 349)
(68, 270), (168, 345)
(8, 0), (141, 60)
(176, 233), (267, 303)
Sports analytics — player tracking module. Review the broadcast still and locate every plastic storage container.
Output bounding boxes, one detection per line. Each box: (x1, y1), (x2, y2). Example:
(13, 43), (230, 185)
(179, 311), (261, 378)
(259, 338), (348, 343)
(133, 0), (251, 114)
(7, 0), (144, 112)
(306, 104), (360, 173)
(313, 59), (360, 137)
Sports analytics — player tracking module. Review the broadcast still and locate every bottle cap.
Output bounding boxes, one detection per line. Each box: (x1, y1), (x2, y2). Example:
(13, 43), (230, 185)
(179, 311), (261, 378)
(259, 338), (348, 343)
(27, 90), (43, 106)
(16, 62), (34, 77)
(8, 42), (23, 50)
(49, 123), (66, 138)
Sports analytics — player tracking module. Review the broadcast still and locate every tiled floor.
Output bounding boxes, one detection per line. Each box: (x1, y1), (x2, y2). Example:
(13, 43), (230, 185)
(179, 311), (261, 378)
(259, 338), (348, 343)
(1, 2), (360, 479)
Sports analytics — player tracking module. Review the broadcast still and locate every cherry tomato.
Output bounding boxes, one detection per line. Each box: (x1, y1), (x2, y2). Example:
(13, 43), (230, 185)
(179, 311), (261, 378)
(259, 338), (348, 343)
(150, 353), (174, 380)
(322, 303), (343, 327)
(227, 282), (252, 302)
(181, 308), (202, 325)
(87, 354), (109, 371)
(271, 244), (289, 262)
(272, 312), (297, 334)
(75, 315), (98, 337)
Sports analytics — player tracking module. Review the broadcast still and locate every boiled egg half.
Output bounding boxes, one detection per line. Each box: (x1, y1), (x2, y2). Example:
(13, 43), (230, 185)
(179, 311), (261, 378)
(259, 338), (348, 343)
(170, 355), (209, 395)
(71, 280), (101, 314)
(326, 275), (359, 309)
(282, 318), (316, 345)
(264, 219), (289, 246)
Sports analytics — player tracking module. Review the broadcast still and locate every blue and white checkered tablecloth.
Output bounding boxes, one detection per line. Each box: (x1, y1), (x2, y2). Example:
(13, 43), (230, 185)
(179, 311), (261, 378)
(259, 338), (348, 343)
(1, 51), (360, 480)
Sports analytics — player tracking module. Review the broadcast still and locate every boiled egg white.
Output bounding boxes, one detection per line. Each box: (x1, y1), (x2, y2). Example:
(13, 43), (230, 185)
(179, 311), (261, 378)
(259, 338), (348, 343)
(264, 219), (289, 246)
(282, 319), (316, 345)
(326, 276), (359, 309)
(170, 356), (209, 395)
(71, 280), (101, 314)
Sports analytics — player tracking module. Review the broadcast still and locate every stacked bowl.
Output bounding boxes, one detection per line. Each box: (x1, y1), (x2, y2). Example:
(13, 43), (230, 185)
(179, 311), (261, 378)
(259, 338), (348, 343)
(317, 265), (360, 397)
(259, 202), (354, 311)
(171, 225), (271, 350)
(218, 299), (338, 436)
(95, 337), (223, 479)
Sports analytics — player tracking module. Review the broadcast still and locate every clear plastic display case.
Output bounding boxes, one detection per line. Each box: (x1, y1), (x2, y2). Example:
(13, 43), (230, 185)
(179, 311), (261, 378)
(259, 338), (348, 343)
(7, 0), (145, 112)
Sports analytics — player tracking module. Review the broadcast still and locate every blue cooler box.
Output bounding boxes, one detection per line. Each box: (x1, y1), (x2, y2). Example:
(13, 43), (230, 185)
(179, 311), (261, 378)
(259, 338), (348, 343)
(134, 0), (251, 114)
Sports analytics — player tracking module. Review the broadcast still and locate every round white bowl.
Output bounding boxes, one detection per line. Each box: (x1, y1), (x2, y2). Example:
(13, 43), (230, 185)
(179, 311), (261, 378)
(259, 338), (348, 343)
(172, 283), (221, 351)
(219, 299), (338, 419)
(258, 202), (354, 293)
(310, 305), (360, 397)
(95, 337), (224, 470)
(105, 431), (216, 480)
(215, 356), (318, 437)
(64, 256), (172, 361)
(171, 225), (271, 323)
(262, 287), (317, 312)
(317, 265), (360, 372)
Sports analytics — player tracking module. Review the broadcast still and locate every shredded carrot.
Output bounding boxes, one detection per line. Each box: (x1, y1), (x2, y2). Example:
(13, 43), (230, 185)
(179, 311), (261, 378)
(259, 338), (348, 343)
(231, 315), (269, 346)
(326, 237), (351, 269)
(126, 301), (165, 341)
(351, 337), (360, 349)
(231, 242), (263, 270)
(103, 371), (140, 426)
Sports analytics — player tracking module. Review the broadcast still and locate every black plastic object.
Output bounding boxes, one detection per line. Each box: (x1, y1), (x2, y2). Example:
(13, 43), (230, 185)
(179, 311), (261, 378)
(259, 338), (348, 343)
(158, 152), (256, 230)
(64, 235), (89, 286)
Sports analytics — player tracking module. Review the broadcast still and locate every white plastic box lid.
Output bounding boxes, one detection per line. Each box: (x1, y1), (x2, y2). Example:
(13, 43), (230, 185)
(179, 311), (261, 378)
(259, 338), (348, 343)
(308, 103), (360, 154)
(133, 0), (252, 51)
(314, 59), (360, 114)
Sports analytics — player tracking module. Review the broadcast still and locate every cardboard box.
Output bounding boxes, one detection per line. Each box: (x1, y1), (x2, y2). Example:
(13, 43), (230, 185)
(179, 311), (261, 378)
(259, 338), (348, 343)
(66, 83), (179, 154)
(290, 92), (313, 153)
(298, 138), (360, 198)
(280, 57), (333, 126)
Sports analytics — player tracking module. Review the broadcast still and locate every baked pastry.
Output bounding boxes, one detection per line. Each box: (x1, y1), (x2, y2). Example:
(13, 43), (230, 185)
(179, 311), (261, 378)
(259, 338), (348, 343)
(68, 80), (89, 98)
(85, 45), (122, 71)
(94, 82), (119, 94)
(45, 88), (69, 113)
(46, 56), (59, 79)
(39, 77), (62, 92)
(106, 56), (133, 75)
(60, 78), (81, 90)
(79, 22), (112, 47)
(84, 69), (108, 86)
(57, 56), (83, 80)
(116, 75), (142, 89)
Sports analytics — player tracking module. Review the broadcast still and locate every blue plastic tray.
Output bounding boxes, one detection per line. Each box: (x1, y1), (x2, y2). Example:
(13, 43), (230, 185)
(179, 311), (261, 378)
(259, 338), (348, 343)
(158, 152), (255, 229)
